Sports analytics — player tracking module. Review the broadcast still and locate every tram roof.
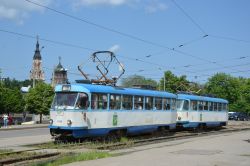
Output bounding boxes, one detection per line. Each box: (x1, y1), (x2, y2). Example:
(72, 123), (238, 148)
(55, 83), (176, 98)
(177, 94), (228, 103)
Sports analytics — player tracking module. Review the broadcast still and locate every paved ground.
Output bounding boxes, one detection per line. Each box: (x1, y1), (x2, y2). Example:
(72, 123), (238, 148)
(65, 131), (250, 166)
(0, 123), (48, 131)
(0, 124), (51, 149)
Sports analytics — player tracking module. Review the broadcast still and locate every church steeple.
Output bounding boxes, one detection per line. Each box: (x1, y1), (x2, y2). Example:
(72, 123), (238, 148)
(33, 36), (42, 60)
(51, 56), (68, 87)
(30, 36), (45, 82)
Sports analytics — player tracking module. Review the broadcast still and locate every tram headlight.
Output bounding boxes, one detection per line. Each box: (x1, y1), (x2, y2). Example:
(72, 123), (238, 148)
(178, 116), (181, 120)
(67, 120), (72, 125)
(49, 119), (53, 125)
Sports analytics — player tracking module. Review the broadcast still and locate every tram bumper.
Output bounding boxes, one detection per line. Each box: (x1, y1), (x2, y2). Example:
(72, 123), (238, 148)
(49, 125), (88, 138)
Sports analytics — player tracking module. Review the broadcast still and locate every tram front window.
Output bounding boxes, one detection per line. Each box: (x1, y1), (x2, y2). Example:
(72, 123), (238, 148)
(52, 92), (81, 109)
(176, 99), (189, 111)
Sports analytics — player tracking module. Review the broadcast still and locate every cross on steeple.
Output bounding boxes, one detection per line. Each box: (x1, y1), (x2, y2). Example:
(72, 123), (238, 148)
(59, 56), (61, 64)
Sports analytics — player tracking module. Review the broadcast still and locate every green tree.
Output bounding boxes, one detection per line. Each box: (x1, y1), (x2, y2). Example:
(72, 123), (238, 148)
(158, 71), (191, 93)
(235, 77), (250, 113)
(0, 85), (4, 113)
(121, 75), (157, 88)
(0, 86), (24, 114)
(25, 83), (54, 123)
(205, 73), (250, 113)
(205, 73), (240, 104)
(2, 78), (32, 90)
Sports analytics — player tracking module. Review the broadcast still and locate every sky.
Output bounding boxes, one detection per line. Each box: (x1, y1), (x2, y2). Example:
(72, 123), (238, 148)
(0, 0), (250, 85)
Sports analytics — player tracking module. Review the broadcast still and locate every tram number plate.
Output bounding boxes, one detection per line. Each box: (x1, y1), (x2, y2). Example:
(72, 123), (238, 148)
(57, 120), (62, 123)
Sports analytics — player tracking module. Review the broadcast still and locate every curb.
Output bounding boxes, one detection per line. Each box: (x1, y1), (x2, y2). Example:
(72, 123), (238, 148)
(0, 124), (48, 131)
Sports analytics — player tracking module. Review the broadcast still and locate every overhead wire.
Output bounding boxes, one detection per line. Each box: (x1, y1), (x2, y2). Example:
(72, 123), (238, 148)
(24, 0), (219, 64)
(125, 68), (250, 81)
(0, 29), (95, 52)
(1, 28), (249, 82)
(208, 34), (250, 44)
(25, 0), (249, 78)
(171, 0), (207, 35)
(174, 35), (208, 49)
(171, 0), (250, 45)
(23, 0), (172, 50)
(170, 0), (248, 73)
(132, 61), (250, 77)
(0, 28), (183, 73)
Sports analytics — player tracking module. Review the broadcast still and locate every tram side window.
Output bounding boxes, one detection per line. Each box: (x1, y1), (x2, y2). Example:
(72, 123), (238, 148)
(171, 99), (176, 110)
(222, 103), (226, 111)
(163, 98), (171, 110)
(213, 102), (218, 111)
(75, 93), (89, 109)
(218, 103), (222, 111)
(222, 103), (227, 111)
(198, 101), (204, 111)
(91, 93), (108, 110)
(204, 101), (208, 111)
(145, 96), (153, 110)
(208, 102), (213, 111)
(122, 95), (133, 110)
(155, 97), (162, 110)
(191, 100), (198, 111)
(183, 100), (189, 111)
(134, 96), (144, 110)
(110, 94), (121, 110)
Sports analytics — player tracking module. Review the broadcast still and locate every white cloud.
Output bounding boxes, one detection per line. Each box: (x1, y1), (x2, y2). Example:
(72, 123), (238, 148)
(74, 0), (129, 7)
(0, 0), (51, 24)
(73, 0), (168, 13)
(145, 1), (167, 13)
(109, 44), (120, 53)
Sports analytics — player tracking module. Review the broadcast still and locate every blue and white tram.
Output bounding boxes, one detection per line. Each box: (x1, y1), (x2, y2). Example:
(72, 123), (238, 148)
(49, 83), (177, 139)
(176, 93), (228, 129)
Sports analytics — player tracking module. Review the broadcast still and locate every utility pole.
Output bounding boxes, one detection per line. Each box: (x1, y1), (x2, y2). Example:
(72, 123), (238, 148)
(33, 78), (35, 88)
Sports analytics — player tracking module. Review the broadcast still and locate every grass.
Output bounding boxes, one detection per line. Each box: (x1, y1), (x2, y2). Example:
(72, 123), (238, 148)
(120, 137), (129, 143)
(30, 141), (84, 149)
(31, 136), (135, 150)
(0, 149), (12, 154)
(0, 151), (41, 160)
(35, 151), (112, 166)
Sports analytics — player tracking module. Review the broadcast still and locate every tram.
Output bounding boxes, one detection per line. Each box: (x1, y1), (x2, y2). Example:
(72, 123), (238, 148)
(176, 93), (228, 129)
(49, 83), (177, 139)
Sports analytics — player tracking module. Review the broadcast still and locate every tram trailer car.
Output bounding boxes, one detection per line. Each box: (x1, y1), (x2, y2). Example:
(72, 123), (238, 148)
(176, 93), (228, 129)
(49, 83), (177, 139)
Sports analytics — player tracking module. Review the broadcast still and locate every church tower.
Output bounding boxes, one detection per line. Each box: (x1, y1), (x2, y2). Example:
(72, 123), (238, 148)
(51, 57), (68, 87)
(30, 37), (45, 85)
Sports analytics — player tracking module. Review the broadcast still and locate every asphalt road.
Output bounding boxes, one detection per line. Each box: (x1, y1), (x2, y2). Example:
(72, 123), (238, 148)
(65, 131), (250, 166)
(0, 128), (52, 148)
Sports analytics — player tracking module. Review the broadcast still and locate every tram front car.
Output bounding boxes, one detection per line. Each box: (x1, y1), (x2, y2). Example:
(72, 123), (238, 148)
(49, 84), (89, 139)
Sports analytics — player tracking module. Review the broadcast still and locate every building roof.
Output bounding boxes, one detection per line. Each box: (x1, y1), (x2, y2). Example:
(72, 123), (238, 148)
(54, 57), (67, 72)
(33, 40), (42, 60)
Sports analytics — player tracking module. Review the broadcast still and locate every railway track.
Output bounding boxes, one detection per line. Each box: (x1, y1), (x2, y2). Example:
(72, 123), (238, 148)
(0, 148), (60, 165)
(1, 125), (249, 165)
(95, 127), (250, 150)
